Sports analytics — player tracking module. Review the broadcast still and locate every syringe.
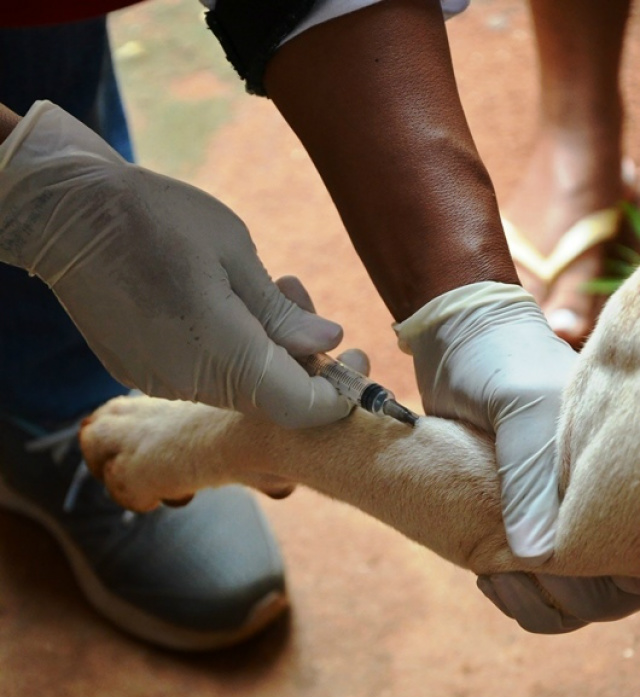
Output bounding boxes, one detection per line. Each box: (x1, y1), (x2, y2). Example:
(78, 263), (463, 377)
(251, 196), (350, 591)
(300, 353), (420, 427)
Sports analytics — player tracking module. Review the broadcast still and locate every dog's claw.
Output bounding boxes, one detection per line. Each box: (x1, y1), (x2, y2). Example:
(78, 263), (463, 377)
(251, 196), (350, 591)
(265, 485), (296, 500)
(162, 494), (195, 508)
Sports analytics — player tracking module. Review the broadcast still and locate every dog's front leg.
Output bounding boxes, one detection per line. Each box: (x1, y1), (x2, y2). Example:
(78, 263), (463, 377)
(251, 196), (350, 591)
(81, 395), (517, 574)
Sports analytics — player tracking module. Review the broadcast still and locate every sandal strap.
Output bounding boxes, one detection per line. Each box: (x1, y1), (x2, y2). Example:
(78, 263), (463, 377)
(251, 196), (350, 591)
(502, 208), (621, 284)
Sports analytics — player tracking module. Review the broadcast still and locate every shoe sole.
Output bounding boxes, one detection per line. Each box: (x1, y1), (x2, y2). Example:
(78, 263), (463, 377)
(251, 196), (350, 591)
(0, 475), (288, 651)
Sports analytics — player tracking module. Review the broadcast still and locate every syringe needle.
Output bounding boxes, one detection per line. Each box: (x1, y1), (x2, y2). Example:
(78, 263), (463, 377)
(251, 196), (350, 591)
(382, 399), (420, 427)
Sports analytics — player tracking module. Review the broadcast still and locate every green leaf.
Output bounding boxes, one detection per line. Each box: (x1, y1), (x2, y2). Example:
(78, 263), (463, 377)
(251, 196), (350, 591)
(621, 200), (640, 239)
(566, 202), (640, 296)
(602, 258), (636, 277)
(611, 243), (640, 267)
(582, 278), (625, 294)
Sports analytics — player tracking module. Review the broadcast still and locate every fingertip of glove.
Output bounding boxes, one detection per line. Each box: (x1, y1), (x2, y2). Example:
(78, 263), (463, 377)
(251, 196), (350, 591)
(612, 576), (640, 595)
(512, 548), (554, 568)
(507, 525), (555, 565)
(284, 317), (344, 356)
(505, 515), (556, 567)
(477, 573), (585, 634)
(477, 575), (514, 618)
(336, 348), (370, 376)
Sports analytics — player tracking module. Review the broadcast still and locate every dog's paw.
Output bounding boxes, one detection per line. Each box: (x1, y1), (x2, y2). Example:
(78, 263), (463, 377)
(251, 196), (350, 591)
(80, 395), (199, 512)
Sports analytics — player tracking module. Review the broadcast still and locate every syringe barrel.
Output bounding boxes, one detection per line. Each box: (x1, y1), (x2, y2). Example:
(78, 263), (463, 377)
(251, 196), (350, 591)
(301, 353), (395, 416)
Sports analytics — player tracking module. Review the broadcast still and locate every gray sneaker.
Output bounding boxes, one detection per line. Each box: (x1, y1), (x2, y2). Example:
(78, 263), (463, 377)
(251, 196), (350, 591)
(0, 414), (288, 651)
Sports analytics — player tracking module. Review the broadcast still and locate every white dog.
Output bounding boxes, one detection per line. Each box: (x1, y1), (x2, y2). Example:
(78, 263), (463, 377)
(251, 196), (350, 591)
(80, 266), (640, 589)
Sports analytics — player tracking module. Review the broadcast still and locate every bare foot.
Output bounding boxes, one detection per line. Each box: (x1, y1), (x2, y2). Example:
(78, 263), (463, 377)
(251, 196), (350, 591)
(502, 133), (625, 348)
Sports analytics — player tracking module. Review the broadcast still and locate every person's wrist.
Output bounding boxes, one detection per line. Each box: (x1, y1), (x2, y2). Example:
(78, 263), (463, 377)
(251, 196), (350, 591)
(0, 101), (54, 165)
(0, 100), (129, 273)
(392, 223), (521, 321)
(0, 103), (52, 269)
(394, 281), (535, 354)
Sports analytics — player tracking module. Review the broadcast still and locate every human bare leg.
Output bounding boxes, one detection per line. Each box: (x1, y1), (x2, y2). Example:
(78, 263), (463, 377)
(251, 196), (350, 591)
(503, 0), (632, 347)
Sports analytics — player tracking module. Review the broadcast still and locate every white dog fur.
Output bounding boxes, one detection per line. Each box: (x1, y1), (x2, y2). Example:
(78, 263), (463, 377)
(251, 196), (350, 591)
(80, 266), (640, 581)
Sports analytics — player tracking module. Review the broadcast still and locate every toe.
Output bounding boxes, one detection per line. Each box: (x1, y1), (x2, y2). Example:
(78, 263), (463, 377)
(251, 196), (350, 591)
(80, 418), (123, 481)
(542, 252), (606, 348)
(103, 457), (160, 512)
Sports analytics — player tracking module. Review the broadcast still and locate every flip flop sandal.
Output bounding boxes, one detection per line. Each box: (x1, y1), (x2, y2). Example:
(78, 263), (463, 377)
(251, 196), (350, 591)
(502, 159), (638, 344)
(502, 208), (622, 342)
(502, 207), (622, 286)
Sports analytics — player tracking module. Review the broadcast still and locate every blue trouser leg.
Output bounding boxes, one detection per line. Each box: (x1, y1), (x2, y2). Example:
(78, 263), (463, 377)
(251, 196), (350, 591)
(0, 17), (133, 425)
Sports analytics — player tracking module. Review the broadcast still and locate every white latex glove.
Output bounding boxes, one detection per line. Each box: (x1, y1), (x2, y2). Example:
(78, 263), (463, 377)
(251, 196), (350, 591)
(0, 100), (353, 427)
(395, 282), (578, 563)
(394, 282), (640, 633)
(477, 573), (640, 634)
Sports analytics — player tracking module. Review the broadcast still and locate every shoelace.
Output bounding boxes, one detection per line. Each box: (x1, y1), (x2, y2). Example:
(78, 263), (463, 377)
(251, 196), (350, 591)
(25, 422), (80, 464)
(24, 420), (136, 522)
(25, 421), (93, 512)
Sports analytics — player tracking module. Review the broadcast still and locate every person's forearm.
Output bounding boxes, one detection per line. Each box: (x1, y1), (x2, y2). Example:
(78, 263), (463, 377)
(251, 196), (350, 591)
(264, 0), (519, 321)
(0, 104), (20, 144)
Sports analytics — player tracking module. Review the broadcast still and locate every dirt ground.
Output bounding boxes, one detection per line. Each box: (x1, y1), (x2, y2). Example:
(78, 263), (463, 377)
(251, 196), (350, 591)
(3, 0), (640, 695)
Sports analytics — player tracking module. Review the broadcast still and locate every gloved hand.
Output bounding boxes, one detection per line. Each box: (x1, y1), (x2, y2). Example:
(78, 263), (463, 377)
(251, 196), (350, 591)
(394, 281), (578, 563)
(477, 572), (640, 634)
(0, 100), (352, 427)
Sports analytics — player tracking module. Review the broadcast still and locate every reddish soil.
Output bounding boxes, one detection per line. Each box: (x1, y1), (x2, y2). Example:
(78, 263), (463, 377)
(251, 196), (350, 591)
(3, 1), (640, 695)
